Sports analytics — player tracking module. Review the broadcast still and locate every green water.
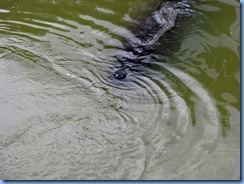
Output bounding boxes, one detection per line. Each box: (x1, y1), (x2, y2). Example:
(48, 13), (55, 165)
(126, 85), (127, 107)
(0, 0), (240, 180)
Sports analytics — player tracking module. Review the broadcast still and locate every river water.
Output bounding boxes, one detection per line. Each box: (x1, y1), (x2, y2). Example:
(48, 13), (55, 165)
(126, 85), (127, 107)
(0, 0), (240, 180)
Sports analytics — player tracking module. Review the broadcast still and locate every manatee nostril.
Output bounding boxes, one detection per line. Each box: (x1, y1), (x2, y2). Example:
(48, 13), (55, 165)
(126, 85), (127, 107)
(115, 73), (126, 79)
(112, 69), (127, 80)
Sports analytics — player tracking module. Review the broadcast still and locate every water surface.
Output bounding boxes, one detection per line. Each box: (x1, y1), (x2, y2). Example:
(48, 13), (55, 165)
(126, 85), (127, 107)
(0, 0), (240, 180)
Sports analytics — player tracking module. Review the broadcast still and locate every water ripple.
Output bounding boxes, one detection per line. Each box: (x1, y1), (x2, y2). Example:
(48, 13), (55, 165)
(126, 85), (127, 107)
(0, 0), (239, 180)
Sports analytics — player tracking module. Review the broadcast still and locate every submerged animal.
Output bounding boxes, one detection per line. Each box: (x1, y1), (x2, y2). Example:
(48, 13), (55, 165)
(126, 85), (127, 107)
(111, 0), (194, 79)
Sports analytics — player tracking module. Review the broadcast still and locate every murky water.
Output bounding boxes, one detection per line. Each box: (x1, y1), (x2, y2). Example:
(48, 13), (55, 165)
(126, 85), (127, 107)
(0, 0), (240, 180)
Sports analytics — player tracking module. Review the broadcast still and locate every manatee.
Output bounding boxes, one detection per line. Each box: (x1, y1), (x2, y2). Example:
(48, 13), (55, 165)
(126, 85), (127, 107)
(111, 0), (194, 79)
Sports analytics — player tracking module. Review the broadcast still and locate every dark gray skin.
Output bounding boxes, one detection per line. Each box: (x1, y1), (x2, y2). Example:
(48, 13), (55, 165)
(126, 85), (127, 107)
(112, 0), (194, 80)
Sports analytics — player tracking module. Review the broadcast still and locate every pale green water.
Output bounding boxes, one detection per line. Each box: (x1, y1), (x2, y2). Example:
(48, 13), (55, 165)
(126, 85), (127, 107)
(0, 0), (240, 180)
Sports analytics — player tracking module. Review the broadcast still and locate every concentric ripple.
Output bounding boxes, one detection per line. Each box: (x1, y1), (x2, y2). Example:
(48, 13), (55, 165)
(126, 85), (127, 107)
(0, 0), (240, 180)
